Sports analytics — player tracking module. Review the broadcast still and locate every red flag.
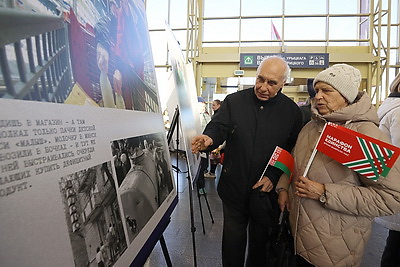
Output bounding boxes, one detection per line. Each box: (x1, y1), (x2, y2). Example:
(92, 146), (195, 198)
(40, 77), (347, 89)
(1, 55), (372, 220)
(268, 146), (294, 180)
(271, 21), (281, 40)
(316, 122), (400, 180)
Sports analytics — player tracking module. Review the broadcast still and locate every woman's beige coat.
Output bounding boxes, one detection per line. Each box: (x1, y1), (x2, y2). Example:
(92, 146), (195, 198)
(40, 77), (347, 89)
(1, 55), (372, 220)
(277, 92), (400, 266)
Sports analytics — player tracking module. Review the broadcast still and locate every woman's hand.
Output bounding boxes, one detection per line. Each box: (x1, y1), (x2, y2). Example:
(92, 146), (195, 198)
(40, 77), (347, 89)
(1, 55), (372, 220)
(295, 176), (325, 200)
(278, 189), (290, 212)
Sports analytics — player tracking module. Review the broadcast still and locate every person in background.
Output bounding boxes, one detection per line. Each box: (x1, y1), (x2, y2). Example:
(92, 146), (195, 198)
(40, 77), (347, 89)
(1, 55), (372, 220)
(197, 96), (212, 188)
(192, 56), (303, 266)
(94, 18), (126, 109)
(277, 64), (400, 267)
(299, 78), (315, 126)
(211, 99), (222, 118)
(198, 96), (211, 130)
(106, 223), (117, 262)
(205, 99), (223, 178)
(375, 71), (400, 267)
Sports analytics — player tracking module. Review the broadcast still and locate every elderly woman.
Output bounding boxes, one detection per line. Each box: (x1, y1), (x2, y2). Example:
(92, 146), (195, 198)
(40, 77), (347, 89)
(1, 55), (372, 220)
(277, 64), (400, 267)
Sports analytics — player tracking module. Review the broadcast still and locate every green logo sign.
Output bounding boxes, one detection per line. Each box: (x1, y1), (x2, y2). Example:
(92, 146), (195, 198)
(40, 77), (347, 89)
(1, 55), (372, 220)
(244, 56), (253, 65)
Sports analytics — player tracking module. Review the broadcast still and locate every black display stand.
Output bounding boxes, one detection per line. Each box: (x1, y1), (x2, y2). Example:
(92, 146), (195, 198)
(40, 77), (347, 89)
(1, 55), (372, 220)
(167, 106), (181, 191)
(133, 199), (177, 267)
(196, 174), (215, 234)
(159, 235), (172, 266)
(167, 106), (198, 267)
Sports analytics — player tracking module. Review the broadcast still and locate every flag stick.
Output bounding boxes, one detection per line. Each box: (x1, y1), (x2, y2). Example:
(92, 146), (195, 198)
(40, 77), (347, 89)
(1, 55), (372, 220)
(303, 148), (317, 177)
(302, 123), (327, 177)
(258, 146), (279, 182)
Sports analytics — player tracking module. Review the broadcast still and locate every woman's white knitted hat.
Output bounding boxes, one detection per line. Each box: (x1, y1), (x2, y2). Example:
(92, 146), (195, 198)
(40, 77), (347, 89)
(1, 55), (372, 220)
(313, 64), (361, 103)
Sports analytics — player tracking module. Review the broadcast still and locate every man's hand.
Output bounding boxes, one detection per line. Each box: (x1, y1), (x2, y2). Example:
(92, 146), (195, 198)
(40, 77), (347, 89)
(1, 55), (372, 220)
(191, 135), (213, 154)
(252, 176), (273, 192)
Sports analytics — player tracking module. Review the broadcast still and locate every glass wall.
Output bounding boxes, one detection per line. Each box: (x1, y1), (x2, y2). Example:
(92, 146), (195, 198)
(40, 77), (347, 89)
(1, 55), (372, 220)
(146, 0), (399, 63)
(146, 0), (400, 100)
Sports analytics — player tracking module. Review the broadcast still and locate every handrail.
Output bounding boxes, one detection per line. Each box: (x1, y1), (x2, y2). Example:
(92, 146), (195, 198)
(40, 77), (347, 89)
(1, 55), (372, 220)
(0, 8), (73, 102)
(0, 8), (64, 47)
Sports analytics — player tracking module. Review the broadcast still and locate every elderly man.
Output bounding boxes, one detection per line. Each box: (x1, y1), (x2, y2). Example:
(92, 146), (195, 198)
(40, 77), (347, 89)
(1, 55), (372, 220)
(191, 56), (303, 266)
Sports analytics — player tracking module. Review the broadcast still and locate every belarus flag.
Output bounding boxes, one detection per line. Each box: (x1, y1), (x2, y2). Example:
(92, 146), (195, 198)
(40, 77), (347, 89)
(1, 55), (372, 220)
(268, 146), (294, 180)
(316, 122), (400, 180)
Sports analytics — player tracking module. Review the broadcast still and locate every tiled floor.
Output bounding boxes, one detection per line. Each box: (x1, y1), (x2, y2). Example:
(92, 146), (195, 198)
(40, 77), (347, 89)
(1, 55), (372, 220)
(145, 152), (389, 267)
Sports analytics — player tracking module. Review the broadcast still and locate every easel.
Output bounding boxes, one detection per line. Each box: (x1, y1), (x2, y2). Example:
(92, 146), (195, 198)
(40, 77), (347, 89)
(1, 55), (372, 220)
(168, 106), (214, 235)
(159, 234), (172, 267)
(167, 106), (198, 267)
(168, 107), (215, 234)
(135, 207), (176, 267)
(196, 158), (215, 234)
(167, 106), (181, 191)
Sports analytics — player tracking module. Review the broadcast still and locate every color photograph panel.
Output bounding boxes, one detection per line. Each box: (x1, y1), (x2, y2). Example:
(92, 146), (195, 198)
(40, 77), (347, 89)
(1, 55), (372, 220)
(0, 0), (159, 112)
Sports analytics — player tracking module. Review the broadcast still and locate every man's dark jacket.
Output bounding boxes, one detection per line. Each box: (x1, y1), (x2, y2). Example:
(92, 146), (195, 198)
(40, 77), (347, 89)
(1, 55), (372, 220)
(203, 88), (303, 210)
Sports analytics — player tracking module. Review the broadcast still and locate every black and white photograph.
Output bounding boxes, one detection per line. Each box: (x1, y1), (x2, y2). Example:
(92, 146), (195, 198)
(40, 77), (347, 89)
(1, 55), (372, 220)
(111, 132), (174, 243)
(0, 99), (177, 266)
(58, 162), (127, 267)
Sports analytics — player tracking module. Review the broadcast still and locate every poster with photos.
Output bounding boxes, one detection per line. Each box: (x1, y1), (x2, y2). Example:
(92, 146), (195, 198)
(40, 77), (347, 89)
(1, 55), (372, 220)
(0, 0), (176, 266)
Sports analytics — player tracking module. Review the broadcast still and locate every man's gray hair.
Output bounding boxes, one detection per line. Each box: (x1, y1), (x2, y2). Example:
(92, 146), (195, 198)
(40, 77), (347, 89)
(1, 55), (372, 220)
(258, 55), (291, 81)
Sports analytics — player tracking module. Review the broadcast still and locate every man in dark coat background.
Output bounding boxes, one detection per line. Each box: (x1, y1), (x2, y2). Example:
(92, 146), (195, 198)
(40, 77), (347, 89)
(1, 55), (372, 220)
(299, 78), (316, 126)
(191, 56), (303, 266)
